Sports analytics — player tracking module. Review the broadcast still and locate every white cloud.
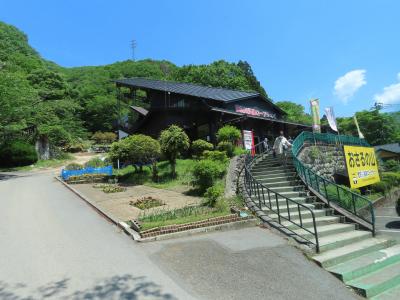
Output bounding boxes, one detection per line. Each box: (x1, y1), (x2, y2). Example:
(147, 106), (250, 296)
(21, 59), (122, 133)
(374, 72), (400, 105)
(334, 69), (367, 103)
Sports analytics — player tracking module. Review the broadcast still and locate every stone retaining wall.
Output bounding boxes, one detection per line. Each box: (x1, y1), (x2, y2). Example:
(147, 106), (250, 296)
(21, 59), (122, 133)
(224, 154), (246, 198)
(298, 144), (346, 181)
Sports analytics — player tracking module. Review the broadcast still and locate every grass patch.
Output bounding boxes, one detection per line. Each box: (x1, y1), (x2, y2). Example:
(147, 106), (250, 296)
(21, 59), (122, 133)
(138, 205), (231, 231)
(114, 159), (196, 190)
(0, 154), (73, 171)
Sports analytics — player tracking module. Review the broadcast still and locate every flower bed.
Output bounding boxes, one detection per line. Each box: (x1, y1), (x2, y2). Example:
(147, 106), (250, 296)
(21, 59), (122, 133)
(139, 214), (253, 238)
(130, 196), (164, 210)
(66, 174), (107, 184)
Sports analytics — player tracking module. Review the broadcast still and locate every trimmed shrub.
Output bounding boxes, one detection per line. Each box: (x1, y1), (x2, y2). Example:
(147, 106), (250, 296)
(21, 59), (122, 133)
(204, 184), (224, 207)
(217, 141), (234, 157)
(84, 157), (106, 168)
(0, 141), (37, 167)
(382, 172), (400, 187)
(216, 125), (241, 143)
(91, 131), (117, 144)
(191, 139), (213, 158)
(370, 181), (389, 194)
(202, 150), (228, 163)
(384, 160), (400, 172)
(65, 162), (84, 170)
(192, 159), (226, 192)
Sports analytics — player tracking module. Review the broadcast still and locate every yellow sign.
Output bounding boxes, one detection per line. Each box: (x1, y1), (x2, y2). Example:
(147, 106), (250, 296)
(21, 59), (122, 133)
(343, 145), (380, 188)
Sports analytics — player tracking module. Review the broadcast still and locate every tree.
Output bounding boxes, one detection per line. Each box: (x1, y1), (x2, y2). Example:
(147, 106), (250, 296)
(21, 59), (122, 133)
(275, 101), (313, 125)
(191, 139), (213, 158)
(337, 110), (399, 145)
(159, 125), (190, 177)
(108, 134), (161, 174)
(216, 125), (241, 144)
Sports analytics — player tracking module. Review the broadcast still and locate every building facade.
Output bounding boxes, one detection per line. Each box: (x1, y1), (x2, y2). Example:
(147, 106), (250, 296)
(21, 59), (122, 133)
(115, 78), (311, 145)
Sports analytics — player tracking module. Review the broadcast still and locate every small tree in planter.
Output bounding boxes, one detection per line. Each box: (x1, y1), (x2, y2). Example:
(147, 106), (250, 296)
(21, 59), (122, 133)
(191, 139), (213, 159)
(159, 125), (190, 177)
(108, 134), (161, 178)
(216, 125), (241, 144)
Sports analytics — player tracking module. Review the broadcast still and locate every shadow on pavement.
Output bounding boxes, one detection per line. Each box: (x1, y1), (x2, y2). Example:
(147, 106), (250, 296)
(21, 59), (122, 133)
(386, 220), (400, 229)
(0, 275), (176, 299)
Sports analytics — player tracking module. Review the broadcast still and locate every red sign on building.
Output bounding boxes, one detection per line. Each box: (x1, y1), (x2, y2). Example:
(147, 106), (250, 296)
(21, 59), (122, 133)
(235, 105), (276, 119)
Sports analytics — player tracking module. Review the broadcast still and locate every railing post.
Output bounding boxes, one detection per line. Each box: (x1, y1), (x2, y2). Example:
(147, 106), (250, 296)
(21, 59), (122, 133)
(351, 193), (356, 215)
(275, 193), (281, 224)
(323, 179), (329, 205)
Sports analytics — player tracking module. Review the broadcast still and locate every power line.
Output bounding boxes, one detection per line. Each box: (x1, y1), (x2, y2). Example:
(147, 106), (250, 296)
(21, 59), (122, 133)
(130, 40), (137, 61)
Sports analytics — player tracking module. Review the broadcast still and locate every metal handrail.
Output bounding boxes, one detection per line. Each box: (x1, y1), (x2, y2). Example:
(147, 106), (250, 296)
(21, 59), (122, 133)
(291, 132), (375, 235)
(244, 148), (320, 252)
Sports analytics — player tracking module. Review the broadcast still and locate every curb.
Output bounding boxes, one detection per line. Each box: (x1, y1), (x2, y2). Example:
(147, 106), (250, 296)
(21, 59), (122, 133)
(137, 218), (258, 242)
(55, 176), (256, 242)
(54, 176), (141, 240)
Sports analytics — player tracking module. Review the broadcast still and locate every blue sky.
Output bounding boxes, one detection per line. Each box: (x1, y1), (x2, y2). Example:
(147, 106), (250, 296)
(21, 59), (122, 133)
(1, 0), (400, 117)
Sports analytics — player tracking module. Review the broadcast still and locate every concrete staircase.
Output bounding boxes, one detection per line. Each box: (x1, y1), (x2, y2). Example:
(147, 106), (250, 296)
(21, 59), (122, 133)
(249, 154), (400, 299)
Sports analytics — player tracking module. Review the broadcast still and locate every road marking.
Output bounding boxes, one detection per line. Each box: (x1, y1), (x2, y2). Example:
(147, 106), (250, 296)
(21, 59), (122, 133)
(375, 216), (400, 219)
(378, 229), (400, 233)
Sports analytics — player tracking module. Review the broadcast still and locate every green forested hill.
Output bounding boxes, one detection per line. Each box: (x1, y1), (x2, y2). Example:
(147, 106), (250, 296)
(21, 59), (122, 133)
(0, 21), (270, 146)
(1, 20), (398, 150)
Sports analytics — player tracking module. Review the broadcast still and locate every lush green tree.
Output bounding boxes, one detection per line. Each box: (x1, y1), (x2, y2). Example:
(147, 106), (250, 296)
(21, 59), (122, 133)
(276, 101), (313, 125)
(191, 139), (213, 158)
(337, 110), (399, 145)
(216, 125), (241, 144)
(159, 125), (190, 177)
(108, 134), (161, 172)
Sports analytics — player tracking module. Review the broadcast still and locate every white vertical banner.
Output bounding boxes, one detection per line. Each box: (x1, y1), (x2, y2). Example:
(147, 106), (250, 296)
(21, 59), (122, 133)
(324, 107), (338, 132)
(353, 115), (365, 139)
(242, 130), (253, 150)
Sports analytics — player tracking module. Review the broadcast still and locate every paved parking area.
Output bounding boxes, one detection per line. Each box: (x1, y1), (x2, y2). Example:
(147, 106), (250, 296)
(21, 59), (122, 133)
(375, 201), (400, 242)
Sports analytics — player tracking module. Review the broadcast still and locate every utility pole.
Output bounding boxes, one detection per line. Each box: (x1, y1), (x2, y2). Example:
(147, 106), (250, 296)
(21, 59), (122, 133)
(130, 40), (137, 61)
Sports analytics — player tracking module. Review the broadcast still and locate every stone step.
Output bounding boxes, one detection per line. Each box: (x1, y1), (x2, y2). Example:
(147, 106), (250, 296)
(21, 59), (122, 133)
(347, 261), (400, 298)
(259, 202), (316, 213)
(313, 238), (395, 268)
(318, 230), (372, 252)
(327, 244), (400, 282)
(269, 185), (306, 193)
(371, 285), (400, 300)
(254, 180), (301, 188)
(252, 165), (295, 172)
(292, 223), (355, 239)
(250, 190), (308, 199)
(252, 174), (298, 183)
(266, 209), (327, 221)
(251, 195), (317, 206)
(281, 215), (341, 230)
(251, 170), (296, 176)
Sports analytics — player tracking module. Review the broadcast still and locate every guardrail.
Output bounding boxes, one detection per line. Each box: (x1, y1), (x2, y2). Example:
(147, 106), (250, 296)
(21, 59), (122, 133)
(244, 146), (320, 252)
(61, 166), (113, 181)
(291, 132), (375, 234)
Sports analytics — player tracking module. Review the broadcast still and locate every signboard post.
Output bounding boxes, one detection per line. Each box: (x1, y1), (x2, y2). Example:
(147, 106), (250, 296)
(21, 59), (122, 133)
(242, 130), (255, 156)
(343, 145), (380, 189)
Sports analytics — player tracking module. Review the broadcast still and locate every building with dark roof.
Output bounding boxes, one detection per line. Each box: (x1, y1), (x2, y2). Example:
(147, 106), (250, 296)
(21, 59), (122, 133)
(374, 143), (400, 161)
(114, 78), (311, 145)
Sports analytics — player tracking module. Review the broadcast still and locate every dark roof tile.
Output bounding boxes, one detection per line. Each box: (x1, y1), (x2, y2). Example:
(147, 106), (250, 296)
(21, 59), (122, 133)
(115, 78), (259, 102)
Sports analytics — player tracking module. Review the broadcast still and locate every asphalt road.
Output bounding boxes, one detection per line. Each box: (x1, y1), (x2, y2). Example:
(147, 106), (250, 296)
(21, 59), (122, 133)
(0, 170), (358, 300)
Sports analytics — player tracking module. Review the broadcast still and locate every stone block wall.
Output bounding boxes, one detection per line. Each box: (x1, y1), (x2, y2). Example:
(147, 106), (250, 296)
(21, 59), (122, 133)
(298, 144), (346, 181)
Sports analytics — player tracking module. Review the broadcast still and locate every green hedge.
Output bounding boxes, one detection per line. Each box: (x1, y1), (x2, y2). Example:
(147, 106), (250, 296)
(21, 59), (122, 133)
(0, 140), (37, 167)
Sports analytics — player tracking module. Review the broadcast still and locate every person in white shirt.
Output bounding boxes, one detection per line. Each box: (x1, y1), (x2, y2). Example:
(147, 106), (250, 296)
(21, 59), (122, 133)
(263, 137), (269, 152)
(273, 131), (292, 165)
